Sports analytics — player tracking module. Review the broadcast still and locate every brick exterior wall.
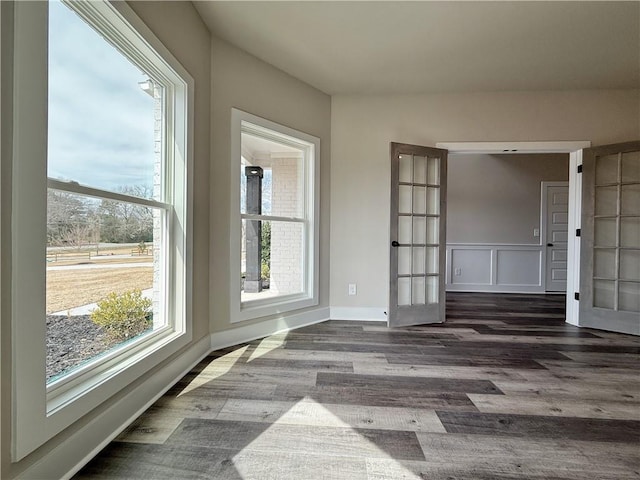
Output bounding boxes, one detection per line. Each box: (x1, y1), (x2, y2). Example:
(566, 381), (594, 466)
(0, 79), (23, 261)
(270, 157), (303, 295)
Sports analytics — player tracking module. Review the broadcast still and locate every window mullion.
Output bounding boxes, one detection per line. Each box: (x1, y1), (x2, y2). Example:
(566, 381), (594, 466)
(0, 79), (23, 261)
(242, 213), (305, 223)
(48, 178), (170, 210)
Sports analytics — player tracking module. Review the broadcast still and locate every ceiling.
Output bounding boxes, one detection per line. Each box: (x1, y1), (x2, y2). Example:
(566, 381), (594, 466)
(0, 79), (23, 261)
(242, 132), (302, 163)
(193, 1), (639, 96)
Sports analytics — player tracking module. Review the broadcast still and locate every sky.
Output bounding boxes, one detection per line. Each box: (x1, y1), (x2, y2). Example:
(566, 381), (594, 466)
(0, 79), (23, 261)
(48, 0), (156, 197)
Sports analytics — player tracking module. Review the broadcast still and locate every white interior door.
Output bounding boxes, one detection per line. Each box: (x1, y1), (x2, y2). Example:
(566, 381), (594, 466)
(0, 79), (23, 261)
(389, 142), (447, 327)
(579, 141), (640, 335)
(544, 182), (569, 292)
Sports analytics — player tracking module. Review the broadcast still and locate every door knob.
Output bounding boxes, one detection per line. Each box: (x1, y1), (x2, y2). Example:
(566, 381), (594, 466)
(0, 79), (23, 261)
(391, 241), (400, 247)
(547, 243), (554, 247)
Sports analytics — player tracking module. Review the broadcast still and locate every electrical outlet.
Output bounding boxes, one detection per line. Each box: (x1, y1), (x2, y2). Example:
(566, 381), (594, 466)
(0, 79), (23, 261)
(348, 283), (357, 296)
(454, 268), (462, 276)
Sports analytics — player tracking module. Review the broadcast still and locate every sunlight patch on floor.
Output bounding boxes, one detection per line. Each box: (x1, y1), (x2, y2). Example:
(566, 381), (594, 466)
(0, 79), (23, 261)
(177, 345), (249, 397)
(231, 397), (422, 479)
(217, 397), (446, 433)
(247, 333), (287, 362)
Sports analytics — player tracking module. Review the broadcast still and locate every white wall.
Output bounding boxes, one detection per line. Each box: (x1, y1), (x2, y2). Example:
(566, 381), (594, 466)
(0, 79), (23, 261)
(209, 37), (331, 334)
(330, 89), (640, 313)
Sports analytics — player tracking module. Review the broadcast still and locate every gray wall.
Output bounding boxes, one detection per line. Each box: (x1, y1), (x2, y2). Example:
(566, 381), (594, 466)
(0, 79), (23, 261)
(448, 153), (569, 244)
(330, 90), (640, 310)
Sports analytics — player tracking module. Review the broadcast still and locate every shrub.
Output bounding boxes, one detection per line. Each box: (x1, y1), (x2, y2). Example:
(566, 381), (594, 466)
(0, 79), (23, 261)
(261, 261), (270, 281)
(91, 289), (152, 342)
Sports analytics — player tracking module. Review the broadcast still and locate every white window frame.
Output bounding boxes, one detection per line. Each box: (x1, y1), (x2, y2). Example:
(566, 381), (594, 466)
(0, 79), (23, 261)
(9, 0), (193, 460)
(230, 109), (320, 323)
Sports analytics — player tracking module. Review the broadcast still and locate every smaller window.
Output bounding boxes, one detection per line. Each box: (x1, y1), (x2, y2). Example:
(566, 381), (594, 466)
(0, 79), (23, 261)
(231, 110), (320, 322)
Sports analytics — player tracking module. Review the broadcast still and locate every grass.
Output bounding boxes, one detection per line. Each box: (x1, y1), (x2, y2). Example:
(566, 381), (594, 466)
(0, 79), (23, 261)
(46, 267), (153, 314)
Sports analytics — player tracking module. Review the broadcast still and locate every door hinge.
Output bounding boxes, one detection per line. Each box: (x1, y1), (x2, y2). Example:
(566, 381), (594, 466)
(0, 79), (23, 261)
(577, 164), (583, 173)
(574, 292), (580, 301)
(576, 228), (581, 237)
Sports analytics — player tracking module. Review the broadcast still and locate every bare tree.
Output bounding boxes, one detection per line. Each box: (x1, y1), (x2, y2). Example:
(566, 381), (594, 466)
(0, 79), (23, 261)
(97, 185), (153, 243)
(60, 222), (95, 248)
(47, 190), (98, 247)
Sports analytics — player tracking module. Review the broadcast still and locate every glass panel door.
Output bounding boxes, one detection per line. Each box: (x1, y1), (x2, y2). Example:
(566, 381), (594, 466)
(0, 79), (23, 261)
(580, 141), (640, 335)
(389, 143), (447, 327)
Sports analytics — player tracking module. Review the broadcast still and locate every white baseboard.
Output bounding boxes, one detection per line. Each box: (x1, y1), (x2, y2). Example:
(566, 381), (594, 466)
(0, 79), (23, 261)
(210, 307), (330, 351)
(446, 285), (545, 294)
(330, 306), (388, 322)
(20, 335), (213, 480)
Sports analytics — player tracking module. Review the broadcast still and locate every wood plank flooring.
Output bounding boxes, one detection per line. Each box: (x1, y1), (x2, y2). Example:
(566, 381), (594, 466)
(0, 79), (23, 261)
(75, 293), (640, 479)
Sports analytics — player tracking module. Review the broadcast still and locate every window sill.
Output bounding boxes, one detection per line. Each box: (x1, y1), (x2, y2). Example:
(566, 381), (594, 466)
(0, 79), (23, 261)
(234, 293), (318, 323)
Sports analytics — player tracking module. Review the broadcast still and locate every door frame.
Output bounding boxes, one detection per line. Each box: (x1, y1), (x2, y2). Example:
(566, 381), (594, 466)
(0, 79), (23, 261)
(436, 141), (590, 327)
(541, 181), (569, 292)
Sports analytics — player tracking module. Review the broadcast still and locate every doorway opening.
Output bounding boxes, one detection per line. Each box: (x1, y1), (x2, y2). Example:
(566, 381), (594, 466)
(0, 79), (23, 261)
(446, 152), (569, 295)
(436, 141), (590, 327)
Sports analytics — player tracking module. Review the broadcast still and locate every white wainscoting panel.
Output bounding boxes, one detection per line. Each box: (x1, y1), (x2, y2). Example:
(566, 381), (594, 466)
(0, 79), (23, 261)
(496, 249), (541, 286)
(447, 244), (544, 293)
(450, 249), (492, 285)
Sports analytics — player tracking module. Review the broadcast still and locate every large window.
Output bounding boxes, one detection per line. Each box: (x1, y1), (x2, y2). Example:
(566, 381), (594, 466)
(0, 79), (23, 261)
(10, 0), (193, 460)
(46, 0), (169, 385)
(231, 110), (319, 322)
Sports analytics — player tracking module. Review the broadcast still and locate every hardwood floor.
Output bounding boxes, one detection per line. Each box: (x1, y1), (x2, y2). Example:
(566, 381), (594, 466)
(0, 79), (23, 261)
(75, 293), (640, 479)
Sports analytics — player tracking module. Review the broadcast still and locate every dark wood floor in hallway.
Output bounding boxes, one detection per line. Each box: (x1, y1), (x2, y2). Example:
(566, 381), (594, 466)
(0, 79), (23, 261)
(76, 293), (640, 479)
